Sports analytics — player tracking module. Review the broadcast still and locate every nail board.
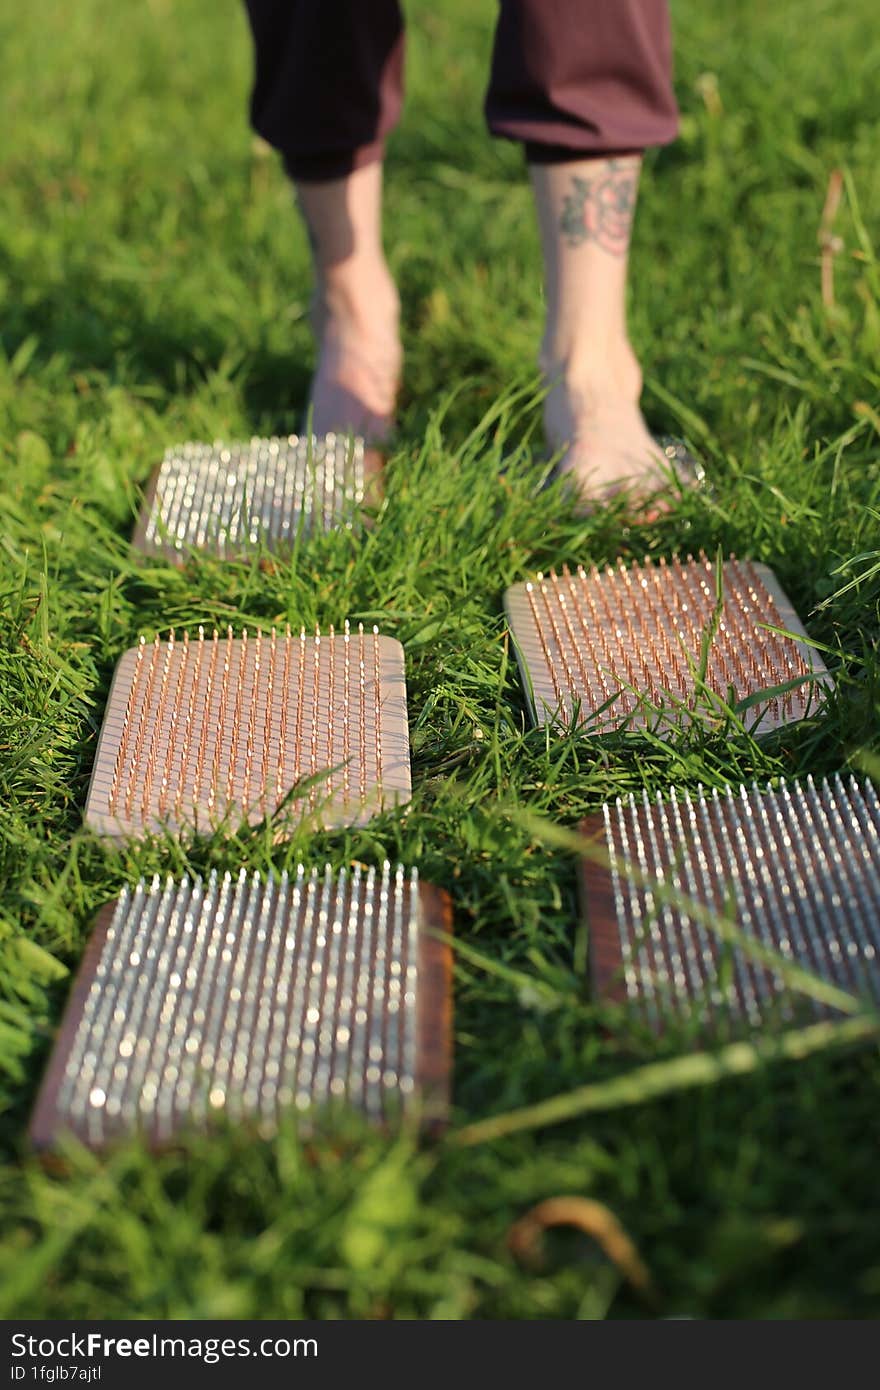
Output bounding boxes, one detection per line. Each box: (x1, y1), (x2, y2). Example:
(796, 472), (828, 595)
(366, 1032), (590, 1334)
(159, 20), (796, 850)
(30, 865), (452, 1150)
(580, 774), (880, 1029)
(504, 554), (830, 737)
(132, 434), (372, 563)
(84, 625), (411, 838)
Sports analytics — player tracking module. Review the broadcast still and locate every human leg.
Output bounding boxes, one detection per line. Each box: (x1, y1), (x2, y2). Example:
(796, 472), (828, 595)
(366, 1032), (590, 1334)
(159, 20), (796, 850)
(486, 0), (679, 499)
(243, 1), (404, 439)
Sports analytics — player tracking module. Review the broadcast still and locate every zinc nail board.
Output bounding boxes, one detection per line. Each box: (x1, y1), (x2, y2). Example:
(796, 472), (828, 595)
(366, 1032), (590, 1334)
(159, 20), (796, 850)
(504, 555), (831, 737)
(132, 434), (368, 562)
(30, 865), (453, 1150)
(579, 774), (880, 1029)
(84, 625), (411, 837)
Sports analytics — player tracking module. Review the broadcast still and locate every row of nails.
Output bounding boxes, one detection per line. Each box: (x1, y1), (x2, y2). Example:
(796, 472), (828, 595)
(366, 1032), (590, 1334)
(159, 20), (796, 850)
(147, 437), (365, 549)
(108, 623), (384, 822)
(604, 775), (880, 1025)
(524, 555), (814, 722)
(61, 863), (420, 1140)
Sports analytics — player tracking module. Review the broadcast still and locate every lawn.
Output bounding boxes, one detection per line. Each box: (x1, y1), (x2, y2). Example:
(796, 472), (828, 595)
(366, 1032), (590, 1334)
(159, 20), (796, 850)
(1, 0), (879, 1319)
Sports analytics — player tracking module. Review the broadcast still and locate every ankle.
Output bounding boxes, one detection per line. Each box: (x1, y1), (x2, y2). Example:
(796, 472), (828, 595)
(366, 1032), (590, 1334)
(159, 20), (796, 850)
(539, 335), (643, 405)
(315, 258), (400, 339)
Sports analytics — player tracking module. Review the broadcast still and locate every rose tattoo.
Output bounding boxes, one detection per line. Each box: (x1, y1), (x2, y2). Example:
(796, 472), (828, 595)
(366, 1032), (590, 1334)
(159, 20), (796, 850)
(559, 159), (640, 256)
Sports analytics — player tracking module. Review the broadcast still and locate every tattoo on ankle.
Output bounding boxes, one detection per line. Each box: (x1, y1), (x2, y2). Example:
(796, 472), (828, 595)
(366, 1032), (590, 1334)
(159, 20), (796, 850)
(559, 160), (640, 255)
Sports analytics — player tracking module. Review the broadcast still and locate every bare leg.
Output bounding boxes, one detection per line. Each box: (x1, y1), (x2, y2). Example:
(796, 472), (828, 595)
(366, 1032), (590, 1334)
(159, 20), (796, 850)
(530, 157), (665, 503)
(296, 162), (402, 442)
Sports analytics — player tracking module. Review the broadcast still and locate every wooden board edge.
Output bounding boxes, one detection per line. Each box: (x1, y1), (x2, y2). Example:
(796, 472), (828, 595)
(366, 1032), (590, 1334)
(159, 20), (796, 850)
(502, 586), (540, 728)
(360, 447), (385, 519)
(577, 815), (627, 1006)
(82, 647), (139, 837)
(28, 900), (120, 1152)
(416, 882), (454, 1134)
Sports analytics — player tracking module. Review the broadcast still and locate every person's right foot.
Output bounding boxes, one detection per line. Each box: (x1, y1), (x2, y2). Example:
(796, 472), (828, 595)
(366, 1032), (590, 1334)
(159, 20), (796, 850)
(307, 270), (402, 444)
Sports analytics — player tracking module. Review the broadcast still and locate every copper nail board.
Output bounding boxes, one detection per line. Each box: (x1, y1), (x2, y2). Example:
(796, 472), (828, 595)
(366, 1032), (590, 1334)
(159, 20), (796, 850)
(504, 554), (831, 737)
(84, 625), (411, 837)
(30, 865), (453, 1151)
(132, 434), (378, 563)
(580, 774), (880, 1029)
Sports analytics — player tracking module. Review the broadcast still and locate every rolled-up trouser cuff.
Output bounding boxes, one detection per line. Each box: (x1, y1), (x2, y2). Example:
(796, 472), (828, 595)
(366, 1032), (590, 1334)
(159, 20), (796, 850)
(489, 99), (679, 163)
(244, 0), (403, 186)
(244, 0), (677, 179)
(524, 141), (645, 165)
(282, 139), (387, 184)
(487, 0), (678, 160)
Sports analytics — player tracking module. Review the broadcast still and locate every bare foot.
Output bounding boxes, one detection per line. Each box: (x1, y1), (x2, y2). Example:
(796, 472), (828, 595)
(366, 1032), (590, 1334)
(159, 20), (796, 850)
(542, 342), (668, 507)
(308, 271), (402, 444)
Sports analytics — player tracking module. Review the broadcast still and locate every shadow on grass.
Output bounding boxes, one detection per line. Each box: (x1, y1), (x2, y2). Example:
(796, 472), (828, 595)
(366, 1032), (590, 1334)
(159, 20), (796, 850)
(0, 253), (314, 427)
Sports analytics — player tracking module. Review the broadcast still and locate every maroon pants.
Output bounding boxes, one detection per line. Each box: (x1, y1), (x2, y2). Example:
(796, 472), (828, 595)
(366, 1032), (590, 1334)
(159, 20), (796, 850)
(243, 1), (678, 182)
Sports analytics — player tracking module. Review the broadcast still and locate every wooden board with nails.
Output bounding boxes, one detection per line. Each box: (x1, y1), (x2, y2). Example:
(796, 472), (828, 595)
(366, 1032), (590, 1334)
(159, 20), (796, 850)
(505, 555), (832, 739)
(579, 775), (880, 1030)
(84, 625), (411, 838)
(131, 435), (384, 565)
(30, 866), (453, 1152)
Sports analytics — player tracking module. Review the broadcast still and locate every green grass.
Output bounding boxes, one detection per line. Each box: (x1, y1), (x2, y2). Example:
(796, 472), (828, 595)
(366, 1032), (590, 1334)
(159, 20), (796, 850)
(1, 0), (879, 1319)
